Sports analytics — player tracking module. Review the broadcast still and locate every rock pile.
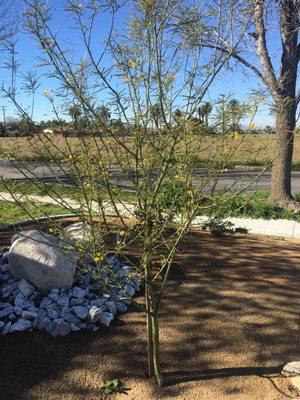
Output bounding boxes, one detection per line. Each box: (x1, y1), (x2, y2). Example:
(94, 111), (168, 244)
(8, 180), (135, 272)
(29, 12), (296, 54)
(0, 246), (140, 336)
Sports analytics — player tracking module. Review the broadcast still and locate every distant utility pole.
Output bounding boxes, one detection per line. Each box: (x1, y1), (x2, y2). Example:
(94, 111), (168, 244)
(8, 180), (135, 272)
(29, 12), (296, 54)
(1, 106), (6, 134)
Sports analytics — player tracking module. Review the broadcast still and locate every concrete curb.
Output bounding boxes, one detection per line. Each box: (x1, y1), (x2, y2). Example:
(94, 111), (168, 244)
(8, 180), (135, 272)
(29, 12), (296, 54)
(0, 192), (299, 239)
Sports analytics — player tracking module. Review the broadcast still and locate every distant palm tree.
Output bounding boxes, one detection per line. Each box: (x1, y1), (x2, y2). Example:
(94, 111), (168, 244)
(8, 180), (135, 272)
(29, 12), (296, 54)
(228, 99), (242, 131)
(203, 102), (212, 128)
(97, 105), (111, 125)
(173, 108), (183, 122)
(68, 104), (82, 127)
(198, 102), (212, 128)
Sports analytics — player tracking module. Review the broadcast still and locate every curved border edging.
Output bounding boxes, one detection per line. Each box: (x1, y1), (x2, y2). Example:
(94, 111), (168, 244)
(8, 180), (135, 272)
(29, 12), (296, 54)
(0, 214), (78, 232)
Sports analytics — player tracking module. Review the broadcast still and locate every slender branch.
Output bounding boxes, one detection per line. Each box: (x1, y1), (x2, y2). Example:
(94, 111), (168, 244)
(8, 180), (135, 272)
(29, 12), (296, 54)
(202, 43), (264, 81)
(253, 0), (280, 98)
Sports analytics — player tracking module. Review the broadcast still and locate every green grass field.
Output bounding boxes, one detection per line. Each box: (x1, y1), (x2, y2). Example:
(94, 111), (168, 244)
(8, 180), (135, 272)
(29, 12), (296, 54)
(0, 200), (69, 225)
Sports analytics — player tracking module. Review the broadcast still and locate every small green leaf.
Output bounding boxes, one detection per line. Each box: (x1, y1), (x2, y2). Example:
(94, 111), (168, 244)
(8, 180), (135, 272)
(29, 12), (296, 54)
(101, 378), (130, 396)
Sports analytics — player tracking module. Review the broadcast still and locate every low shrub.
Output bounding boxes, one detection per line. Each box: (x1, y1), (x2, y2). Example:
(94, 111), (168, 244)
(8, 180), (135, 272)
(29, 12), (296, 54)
(199, 190), (300, 222)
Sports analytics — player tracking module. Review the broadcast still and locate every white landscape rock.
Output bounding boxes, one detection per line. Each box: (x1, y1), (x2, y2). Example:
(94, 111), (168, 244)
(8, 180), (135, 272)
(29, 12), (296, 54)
(282, 362), (300, 393)
(63, 222), (93, 246)
(282, 361), (300, 377)
(89, 305), (104, 322)
(106, 301), (117, 315)
(22, 310), (38, 320)
(18, 279), (35, 297)
(45, 319), (71, 337)
(99, 312), (114, 326)
(0, 243), (141, 337)
(73, 305), (89, 320)
(8, 230), (77, 293)
(72, 286), (86, 299)
(10, 319), (32, 332)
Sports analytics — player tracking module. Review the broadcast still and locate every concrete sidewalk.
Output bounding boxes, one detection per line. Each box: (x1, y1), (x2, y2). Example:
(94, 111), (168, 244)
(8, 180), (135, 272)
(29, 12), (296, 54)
(192, 215), (300, 239)
(0, 191), (299, 239)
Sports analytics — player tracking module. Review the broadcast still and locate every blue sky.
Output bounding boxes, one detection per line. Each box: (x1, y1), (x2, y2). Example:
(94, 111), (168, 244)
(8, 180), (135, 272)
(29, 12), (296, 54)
(0, 1), (283, 127)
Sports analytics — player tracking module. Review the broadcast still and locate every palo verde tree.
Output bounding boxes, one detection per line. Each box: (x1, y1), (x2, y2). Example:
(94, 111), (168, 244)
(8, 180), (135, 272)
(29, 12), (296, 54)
(200, 0), (299, 209)
(0, 0), (271, 387)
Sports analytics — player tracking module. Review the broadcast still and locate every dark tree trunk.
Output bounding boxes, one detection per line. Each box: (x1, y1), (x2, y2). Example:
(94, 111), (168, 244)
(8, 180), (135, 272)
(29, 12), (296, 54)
(269, 104), (296, 206)
(250, 0), (299, 208)
(267, 0), (299, 208)
(205, 114), (209, 128)
(203, 0), (299, 208)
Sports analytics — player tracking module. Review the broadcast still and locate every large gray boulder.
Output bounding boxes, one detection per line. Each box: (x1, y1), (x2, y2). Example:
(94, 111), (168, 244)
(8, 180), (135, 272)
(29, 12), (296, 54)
(8, 230), (77, 293)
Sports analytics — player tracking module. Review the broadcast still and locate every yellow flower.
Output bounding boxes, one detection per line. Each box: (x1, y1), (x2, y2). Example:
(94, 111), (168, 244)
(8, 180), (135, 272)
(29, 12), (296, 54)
(223, 148), (229, 155)
(159, 258), (167, 266)
(119, 230), (126, 237)
(187, 189), (193, 197)
(67, 154), (73, 162)
(128, 59), (137, 68)
(231, 131), (239, 140)
(220, 168), (228, 173)
(93, 252), (104, 263)
(249, 121), (255, 129)
(174, 174), (180, 179)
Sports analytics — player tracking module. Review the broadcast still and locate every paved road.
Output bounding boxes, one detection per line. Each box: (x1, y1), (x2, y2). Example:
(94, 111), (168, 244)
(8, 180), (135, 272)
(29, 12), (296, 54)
(1, 160), (300, 194)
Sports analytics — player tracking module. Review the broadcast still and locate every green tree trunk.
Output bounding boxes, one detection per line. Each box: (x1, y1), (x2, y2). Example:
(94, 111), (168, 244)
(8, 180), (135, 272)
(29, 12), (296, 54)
(151, 311), (164, 387)
(144, 253), (164, 386)
(145, 284), (154, 378)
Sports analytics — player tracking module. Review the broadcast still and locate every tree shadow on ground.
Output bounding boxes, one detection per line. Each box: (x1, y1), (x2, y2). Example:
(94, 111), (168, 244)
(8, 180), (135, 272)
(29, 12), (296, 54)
(0, 230), (299, 399)
(163, 365), (283, 385)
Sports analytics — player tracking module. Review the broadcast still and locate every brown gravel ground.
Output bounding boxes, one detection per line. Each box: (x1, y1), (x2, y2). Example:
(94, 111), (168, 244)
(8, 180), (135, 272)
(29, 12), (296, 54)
(0, 230), (299, 400)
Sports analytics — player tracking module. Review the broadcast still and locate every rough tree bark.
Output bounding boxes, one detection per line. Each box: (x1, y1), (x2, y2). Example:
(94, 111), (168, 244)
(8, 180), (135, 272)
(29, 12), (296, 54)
(253, 0), (299, 208)
(269, 104), (297, 206)
(267, 0), (299, 208)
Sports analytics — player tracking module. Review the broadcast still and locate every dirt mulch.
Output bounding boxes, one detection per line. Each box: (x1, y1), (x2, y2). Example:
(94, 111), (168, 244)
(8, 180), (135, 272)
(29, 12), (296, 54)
(0, 231), (299, 400)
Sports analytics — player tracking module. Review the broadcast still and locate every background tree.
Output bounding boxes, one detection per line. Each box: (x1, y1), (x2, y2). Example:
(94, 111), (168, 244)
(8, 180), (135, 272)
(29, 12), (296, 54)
(202, 0), (299, 209)
(96, 105), (111, 126)
(150, 103), (163, 128)
(213, 95), (230, 135)
(173, 108), (183, 123)
(198, 101), (213, 128)
(228, 99), (247, 132)
(265, 125), (274, 134)
(68, 104), (82, 129)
